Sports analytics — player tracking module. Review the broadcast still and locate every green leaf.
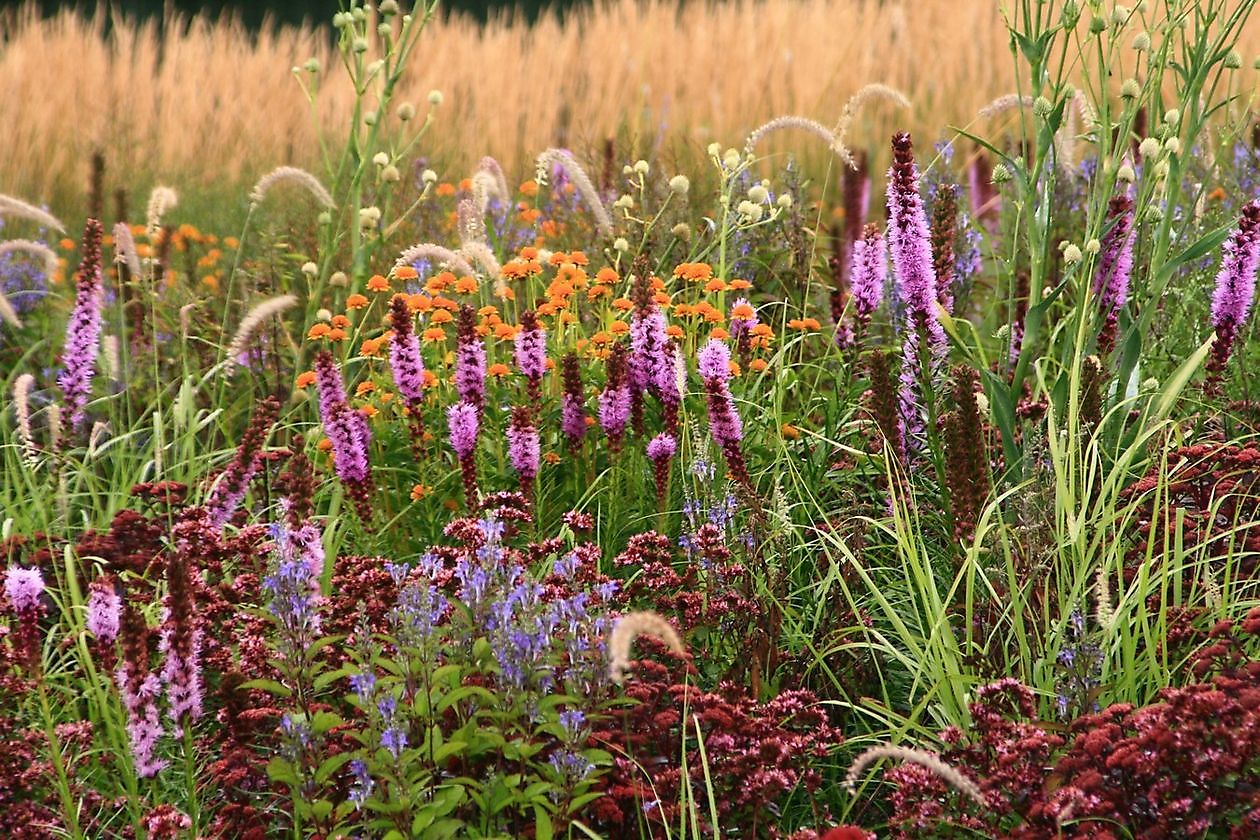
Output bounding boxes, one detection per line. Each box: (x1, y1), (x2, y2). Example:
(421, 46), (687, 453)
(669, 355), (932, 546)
(311, 711), (343, 735)
(265, 757), (300, 786)
(534, 805), (554, 840)
(240, 679), (292, 698)
(315, 751), (355, 785)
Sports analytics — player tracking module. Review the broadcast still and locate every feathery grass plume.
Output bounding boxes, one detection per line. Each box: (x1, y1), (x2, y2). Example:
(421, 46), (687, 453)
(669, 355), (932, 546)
(0, 238), (59, 277)
(607, 610), (686, 684)
(112, 222), (143, 279)
(535, 148), (614, 238)
(224, 295), (298, 372)
(835, 83), (912, 150)
(145, 186), (178, 239)
(0, 288), (21, 329)
(101, 334), (120, 382)
(205, 396), (280, 528)
(248, 166), (335, 209)
(13, 373), (37, 465)
(472, 156), (510, 213)
(977, 93), (1034, 119)
(931, 184), (960, 312)
(0, 193), (65, 232)
(393, 242), (476, 278)
(460, 242), (504, 291)
(47, 404), (61, 453)
(1093, 194), (1137, 356)
(743, 115), (854, 167)
(1094, 565), (1115, 630)
(178, 303), (198, 338)
(943, 365), (988, 541)
(844, 744), (986, 806)
(457, 197), (488, 245)
(58, 218), (105, 429)
(1205, 200), (1260, 394)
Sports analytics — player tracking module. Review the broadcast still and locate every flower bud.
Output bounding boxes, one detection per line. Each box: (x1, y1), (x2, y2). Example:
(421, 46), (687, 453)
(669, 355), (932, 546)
(613, 237), (630, 252)
(633, 159), (650, 175)
(1138, 137), (1160, 158)
(723, 148), (742, 170)
(316, 308), (333, 322)
(372, 152), (390, 166)
(748, 184), (769, 204)
(1224, 50), (1242, 69)
(352, 37), (368, 53)
(381, 165), (400, 183)
(329, 271), (348, 288)
(1033, 96), (1053, 117)
(671, 222), (691, 241)
(301, 261), (319, 277)
(776, 193), (793, 209)
(1062, 243), (1083, 264)
(422, 169), (438, 184)
(396, 102), (415, 121)
(1133, 31), (1150, 51)
(380, 0), (399, 14)
(991, 162), (1013, 184)
(428, 89), (444, 106)
(1117, 162), (1136, 183)
(1085, 238), (1101, 255)
(303, 57), (320, 73)
(1164, 137), (1181, 155)
(1120, 78), (1141, 99)
(669, 175), (690, 194)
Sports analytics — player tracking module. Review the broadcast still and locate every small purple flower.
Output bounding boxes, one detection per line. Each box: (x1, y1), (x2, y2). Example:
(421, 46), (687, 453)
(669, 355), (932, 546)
(348, 759), (374, 809)
(349, 671), (377, 701)
(447, 400), (480, 459)
(4, 566), (44, 614)
(381, 727), (407, 759)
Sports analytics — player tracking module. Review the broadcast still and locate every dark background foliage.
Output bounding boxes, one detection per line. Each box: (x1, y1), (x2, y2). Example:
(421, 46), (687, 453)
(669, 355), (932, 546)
(0, 0), (573, 27)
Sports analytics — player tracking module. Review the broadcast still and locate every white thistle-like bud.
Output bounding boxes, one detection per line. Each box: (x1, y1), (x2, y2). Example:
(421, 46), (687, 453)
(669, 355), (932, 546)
(1063, 243), (1083, 264)
(396, 102), (415, 121)
(613, 237), (629, 252)
(381, 165), (400, 183)
(1120, 78), (1141, 98)
(633, 160), (650, 175)
(422, 169), (438, 185)
(372, 152), (390, 166)
(669, 175), (690, 194)
(1117, 162), (1136, 182)
(428, 89), (444, 106)
(1138, 137), (1160, 158)
(301, 261), (318, 277)
(747, 184), (769, 204)
(329, 271), (349, 287)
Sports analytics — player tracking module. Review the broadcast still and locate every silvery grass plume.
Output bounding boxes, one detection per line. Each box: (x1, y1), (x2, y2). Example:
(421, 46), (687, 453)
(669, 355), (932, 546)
(13, 373), (37, 465)
(535, 148), (614, 238)
(1094, 566), (1115, 630)
(472, 156), (510, 213)
(0, 239), (59, 277)
(844, 744), (987, 807)
(834, 83), (913, 151)
(249, 166), (336, 210)
(457, 198), (488, 245)
(112, 223), (142, 279)
(47, 403), (61, 453)
(744, 116), (855, 168)
(101, 335), (120, 382)
(224, 295), (299, 372)
(607, 610), (686, 684)
(394, 242), (476, 277)
(145, 186), (179, 240)
(179, 303), (198, 338)
(0, 289), (21, 329)
(0, 193), (65, 233)
(977, 94), (1035, 119)
(461, 242), (504, 293)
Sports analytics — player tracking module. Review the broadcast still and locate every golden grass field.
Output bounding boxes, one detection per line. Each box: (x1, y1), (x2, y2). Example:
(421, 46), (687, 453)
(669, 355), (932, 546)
(2, 0), (1259, 210)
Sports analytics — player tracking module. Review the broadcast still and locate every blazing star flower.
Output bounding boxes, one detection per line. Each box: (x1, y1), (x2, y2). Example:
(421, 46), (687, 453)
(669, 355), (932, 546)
(313, 351), (371, 484)
(206, 396), (279, 527)
(560, 353), (586, 450)
(389, 294), (426, 403)
(447, 401), (480, 459)
(599, 343), (632, 451)
(506, 407), (540, 493)
(4, 565), (44, 614)
(850, 223), (887, 319)
(58, 218), (105, 428)
(513, 309), (547, 380)
(647, 432), (677, 507)
(86, 575), (122, 643)
(1207, 200), (1260, 392)
(630, 309), (669, 394)
(698, 339), (732, 383)
(455, 305), (487, 410)
(116, 606), (168, 777)
(1093, 194), (1137, 355)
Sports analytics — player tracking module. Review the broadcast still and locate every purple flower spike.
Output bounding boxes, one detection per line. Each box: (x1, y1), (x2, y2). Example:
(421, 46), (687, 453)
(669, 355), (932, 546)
(314, 351), (371, 484)
(698, 339), (732, 383)
(447, 401), (480, 459)
(513, 310), (547, 381)
(1206, 200), (1260, 393)
(389, 295), (426, 403)
(58, 218), (105, 428)
(455, 305), (487, 411)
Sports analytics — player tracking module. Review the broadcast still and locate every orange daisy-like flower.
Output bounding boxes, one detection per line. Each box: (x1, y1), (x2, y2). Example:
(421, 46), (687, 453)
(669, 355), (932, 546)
(729, 278), (753, 290)
(395, 266), (419, 281)
(609, 320), (630, 335)
(59, 237), (75, 251)
(410, 483), (431, 501)
(781, 423), (801, 440)
(202, 276), (220, 292)
(494, 323), (518, 340)
(549, 251), (570, 266)
(408, 294), (432, 312)
(586, 286), (611, 301)
(488, 363), (511, 378)
(519, 208), (543, 225)
(435, 183), (456, 197)
(423, 370), (439, 387)
(331, 314), (351, 329)
(673, 303), (696, 318)
(540, 219), (563, 238)
(454, 275), (479, 295)
(590, 331), (612, 346)
(520, 246), (539, 260)
(295, 371), (317, 388)
(558, 311), (578, 325)
(732, 303), (755, 320)
(367, 274), (391, 292)
(594, 267), (618, 285)
(665, 324), (684, 339)
(652, 291), (671, 307)
(346, 293), (369, 310)
(317, 438), (333, 452)
(537, 302), (558, 317)
(327, 327), (348, 342)
(422, 327), (447, 342)
(710, 327), (731, 340)
(360, 337), (383, 357)
(543, 451), (561, 465)
(378, 391), (394, 403)
(430, 309), (454, 325)
(697, 302), (724, 323)
(478, 305), (501, 319)
(355, 381), (376, 397)
(751, 324), (775, 338)
(749, 358), (769, 372)
(307, 323), (331, 340)
(728, 360), (742, 377)
(612, 297), (633, 311)
(704, 278), (728, 293)
(359, 404), (378, 418)
(569, 250), (589, 266)
(674, 262), (714, 282)
(519, 180), (539, 197)
(430, 296), (458, 312)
